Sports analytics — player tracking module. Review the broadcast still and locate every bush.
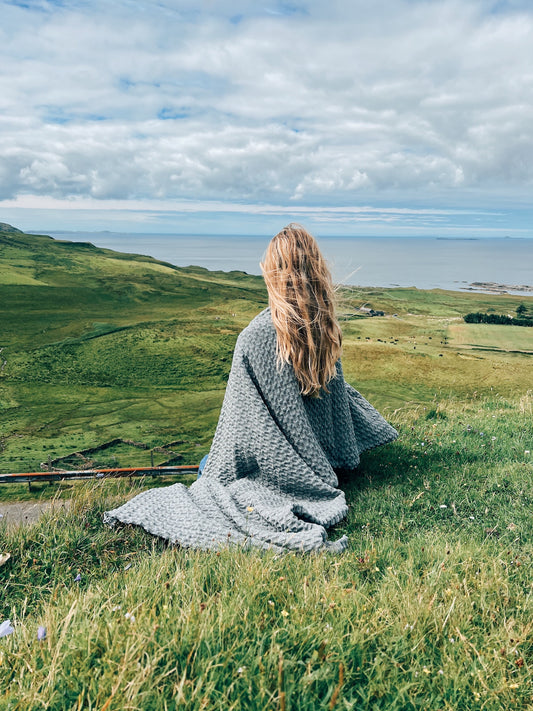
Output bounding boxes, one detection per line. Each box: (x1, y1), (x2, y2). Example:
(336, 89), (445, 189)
(464, 312), (533, 326)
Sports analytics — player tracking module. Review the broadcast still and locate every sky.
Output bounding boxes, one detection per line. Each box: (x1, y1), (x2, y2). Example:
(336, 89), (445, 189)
(1, 0), (533, 236)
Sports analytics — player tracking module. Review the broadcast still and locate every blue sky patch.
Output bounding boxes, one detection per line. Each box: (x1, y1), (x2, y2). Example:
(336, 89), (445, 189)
(157, 107), (190, 120)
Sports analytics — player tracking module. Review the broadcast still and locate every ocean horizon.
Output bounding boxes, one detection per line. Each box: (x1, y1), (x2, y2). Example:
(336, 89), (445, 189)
(42, 231), (533, 295)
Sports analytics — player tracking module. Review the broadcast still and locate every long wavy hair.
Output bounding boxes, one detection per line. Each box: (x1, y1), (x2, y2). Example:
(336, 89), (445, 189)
(260, 224), (342, 397)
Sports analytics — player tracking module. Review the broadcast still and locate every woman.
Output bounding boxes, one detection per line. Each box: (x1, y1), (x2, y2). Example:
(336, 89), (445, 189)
(104, 225), (397, 553)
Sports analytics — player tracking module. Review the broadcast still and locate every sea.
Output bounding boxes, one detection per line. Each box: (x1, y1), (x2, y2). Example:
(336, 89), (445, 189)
(44, 232), (533, 295)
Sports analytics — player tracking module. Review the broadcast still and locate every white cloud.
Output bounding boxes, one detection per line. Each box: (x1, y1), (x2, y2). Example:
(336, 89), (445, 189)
(0, 0), (533, 232)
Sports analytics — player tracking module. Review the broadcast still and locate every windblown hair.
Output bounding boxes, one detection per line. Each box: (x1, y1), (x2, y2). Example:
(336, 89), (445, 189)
(261, 224), (342, 397)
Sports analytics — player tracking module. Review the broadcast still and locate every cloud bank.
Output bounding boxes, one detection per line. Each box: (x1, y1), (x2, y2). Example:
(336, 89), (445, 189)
(1, 0), (532, 233)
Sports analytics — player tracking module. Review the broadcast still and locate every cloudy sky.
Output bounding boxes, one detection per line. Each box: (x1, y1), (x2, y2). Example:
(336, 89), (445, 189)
(1, 0), (532, 236)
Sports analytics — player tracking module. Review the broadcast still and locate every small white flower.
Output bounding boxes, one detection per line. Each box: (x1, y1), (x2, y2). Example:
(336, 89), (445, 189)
(125, 612), (135, 622)
(438, 669), (444, 675)
(0, 620), (14, 638)
(492, 437), (496, 441)
(112, 605), (122, 611)
(525, 450), (530, 455)
(439, 504), (447, 509)
(237, 666), (246, 674)
(469, 516), (475, 520)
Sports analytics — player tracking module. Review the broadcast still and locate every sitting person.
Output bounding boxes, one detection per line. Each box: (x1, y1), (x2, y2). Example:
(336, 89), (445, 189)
(104, 225), (397, 552)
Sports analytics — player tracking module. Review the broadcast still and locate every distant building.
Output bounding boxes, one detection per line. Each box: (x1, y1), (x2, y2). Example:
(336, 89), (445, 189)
(358, 306), (385, 317)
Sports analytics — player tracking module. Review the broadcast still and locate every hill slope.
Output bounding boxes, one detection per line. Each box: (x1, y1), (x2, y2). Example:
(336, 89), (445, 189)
(0, 222), (23, 234)
(0, 228), (267, 473)
(0, 227), (532, 474)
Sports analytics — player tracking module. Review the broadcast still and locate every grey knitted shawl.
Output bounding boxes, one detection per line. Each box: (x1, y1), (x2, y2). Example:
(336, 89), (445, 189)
(103, 308), (398, 553)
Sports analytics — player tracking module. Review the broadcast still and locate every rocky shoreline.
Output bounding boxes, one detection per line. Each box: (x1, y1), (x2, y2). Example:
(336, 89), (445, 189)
(467, 282), (533, 294)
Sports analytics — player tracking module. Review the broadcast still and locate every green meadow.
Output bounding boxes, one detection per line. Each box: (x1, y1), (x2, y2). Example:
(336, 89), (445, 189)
(1, 228), (531, 475)
(1, 227), (532, 709)
(0, 228), (267, 473)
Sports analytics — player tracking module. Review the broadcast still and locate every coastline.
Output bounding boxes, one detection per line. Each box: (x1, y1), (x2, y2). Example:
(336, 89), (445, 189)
(38, 231), (533, 297)
(465, 282), (533, 295)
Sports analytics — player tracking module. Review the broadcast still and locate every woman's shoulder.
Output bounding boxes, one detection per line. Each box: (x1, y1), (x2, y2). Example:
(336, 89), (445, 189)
(236, 308), (276, 354)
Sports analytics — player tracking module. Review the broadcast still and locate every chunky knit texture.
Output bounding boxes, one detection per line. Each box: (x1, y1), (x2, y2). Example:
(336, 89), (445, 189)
(103, 308), (398, 552)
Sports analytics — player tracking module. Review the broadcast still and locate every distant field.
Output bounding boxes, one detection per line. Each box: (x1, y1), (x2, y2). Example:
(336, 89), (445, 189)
(1, 228), (532, 475)
(448, 322), (533, 353)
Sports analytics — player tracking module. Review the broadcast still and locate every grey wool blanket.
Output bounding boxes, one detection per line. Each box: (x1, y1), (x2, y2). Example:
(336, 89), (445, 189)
(103, 308), (398, 553)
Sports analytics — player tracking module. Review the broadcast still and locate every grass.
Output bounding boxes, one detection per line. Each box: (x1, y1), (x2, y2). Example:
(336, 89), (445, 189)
(1, 394), (532, 710)
(2, 245), (532, 474)
(447, 323), (533, 353)
(1, 227), (532, 709)
(0, 230), (267, 475)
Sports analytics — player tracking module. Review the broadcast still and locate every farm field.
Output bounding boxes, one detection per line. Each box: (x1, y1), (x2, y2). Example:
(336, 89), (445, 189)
(447, 323), (533, 353)
(1, 227), (532, 710)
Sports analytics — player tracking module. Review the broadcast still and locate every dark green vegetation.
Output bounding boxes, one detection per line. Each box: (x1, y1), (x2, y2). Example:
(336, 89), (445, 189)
(1, 226), (532, 709)
(464, 312), (533, 326)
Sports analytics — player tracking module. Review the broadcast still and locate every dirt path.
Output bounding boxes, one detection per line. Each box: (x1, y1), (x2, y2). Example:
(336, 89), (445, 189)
(0, 499), (71, 527)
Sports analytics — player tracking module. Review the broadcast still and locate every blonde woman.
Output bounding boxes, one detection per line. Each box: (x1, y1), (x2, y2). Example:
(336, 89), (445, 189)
(104, 225), (397, 552)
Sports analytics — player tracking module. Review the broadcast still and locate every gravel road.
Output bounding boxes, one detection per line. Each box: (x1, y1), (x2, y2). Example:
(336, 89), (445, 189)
(0, 500), (71, 527)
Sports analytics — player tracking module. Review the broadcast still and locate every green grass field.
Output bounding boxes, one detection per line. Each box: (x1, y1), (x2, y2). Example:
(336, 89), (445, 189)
(1, 229), (532, 475)
(0, 229), (267, 473)
(1, 395), (532, 710)
(0, 227), (532, 709)
(448, 323), (533, 353)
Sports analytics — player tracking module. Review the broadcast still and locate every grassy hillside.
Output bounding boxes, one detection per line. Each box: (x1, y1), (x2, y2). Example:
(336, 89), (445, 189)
(0, 227), (532, 709)
(0, 229), (267, 473)
(1, 395), (532, 709)
(1, 227), (531, 475)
